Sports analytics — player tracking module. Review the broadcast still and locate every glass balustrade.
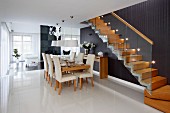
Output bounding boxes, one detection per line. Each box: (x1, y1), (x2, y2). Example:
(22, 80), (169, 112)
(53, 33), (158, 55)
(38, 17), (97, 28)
(89, 16), (153, 93)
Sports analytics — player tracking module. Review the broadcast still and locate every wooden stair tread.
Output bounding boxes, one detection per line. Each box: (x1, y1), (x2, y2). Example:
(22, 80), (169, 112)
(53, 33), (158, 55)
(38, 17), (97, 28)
(144, 85), (170, 101)
(123, 54), (142, 58)
(134, 68), (157, 74)
(127, 61), (146, 65)
(144, 97), (170, 113)
(142, 76), (167, 90)
(142, 76), (166, 84)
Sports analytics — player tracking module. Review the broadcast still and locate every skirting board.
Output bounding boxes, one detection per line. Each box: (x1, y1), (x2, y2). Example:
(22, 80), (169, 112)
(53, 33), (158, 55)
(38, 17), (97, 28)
(93, 70), (145, 93)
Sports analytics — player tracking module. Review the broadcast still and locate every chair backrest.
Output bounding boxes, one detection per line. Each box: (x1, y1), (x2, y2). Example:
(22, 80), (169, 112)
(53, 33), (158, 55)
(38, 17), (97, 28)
(70, 52), (76, 60)
(46, 54), (54, 77)
(86, 54), (95, 75)
(53, 56), (62, 81)
(76, 53), (84, 62)
(42, 53), (48, 71)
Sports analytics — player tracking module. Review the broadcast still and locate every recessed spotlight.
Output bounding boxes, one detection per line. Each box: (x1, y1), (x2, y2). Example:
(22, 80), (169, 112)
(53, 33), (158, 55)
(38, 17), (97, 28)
(62, 20), (65, 22)
(70, 16), (73, 18)
(152, 60), (156, 64)
(137, 48), (140, 51)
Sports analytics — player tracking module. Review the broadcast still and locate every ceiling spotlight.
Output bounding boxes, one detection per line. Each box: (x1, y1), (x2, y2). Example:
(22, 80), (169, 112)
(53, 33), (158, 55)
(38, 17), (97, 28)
(62, 20), (65, 22)
(70, 16), (74, 19)
(125, 38), (128, 41)
(56, 23), (59, 25)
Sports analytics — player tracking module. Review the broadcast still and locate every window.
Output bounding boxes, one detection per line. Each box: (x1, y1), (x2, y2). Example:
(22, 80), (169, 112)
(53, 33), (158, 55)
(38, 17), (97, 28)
(12, 35), (32, 61)
(61, 35), (79, 55)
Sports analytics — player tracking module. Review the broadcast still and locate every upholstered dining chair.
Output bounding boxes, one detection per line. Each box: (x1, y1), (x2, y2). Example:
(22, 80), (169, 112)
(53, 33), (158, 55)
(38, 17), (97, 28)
(42, 53), (48, 80)
(46, 54), (54, 87)
(76, 54), (95, 89)
(76, 53), (84, 62)
(53, 56), (77, 95)
(70, 52), (76, 60)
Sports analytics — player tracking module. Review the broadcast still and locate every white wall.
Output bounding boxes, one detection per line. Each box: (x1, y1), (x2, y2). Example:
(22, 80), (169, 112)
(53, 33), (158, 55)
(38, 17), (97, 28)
(12, 22), (40, 34)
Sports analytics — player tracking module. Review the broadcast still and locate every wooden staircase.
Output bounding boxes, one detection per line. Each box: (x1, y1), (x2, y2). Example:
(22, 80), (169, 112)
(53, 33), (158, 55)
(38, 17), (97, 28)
(89, 17), (170, 113)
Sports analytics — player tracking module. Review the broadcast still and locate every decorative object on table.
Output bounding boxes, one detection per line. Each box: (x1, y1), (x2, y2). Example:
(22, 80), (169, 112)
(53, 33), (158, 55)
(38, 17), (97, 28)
(80, 41), (95, 55)
(98, 51), (103, 57)
(12, 49), (21, 63)
(63, 50), (71, 55)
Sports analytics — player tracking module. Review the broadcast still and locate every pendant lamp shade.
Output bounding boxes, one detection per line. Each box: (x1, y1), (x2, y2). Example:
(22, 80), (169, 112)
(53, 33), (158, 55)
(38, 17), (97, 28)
(51, 41), (57, 46)
(51, 40), (64, 47)
(64, 40), (78, 47)
(56, 40), (64, 46)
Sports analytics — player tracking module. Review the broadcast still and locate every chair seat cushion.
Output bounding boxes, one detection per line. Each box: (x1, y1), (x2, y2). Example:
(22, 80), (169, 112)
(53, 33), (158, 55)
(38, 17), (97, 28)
(75, 72), (92, 78)
(60, 74), (76, 82)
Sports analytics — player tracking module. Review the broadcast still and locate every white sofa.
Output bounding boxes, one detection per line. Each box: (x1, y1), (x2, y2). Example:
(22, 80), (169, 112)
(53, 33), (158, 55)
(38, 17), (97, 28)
(24, 54), (39, 67)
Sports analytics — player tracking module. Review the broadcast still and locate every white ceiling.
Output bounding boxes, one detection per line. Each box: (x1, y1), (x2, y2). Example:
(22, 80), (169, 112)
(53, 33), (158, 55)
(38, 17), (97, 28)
(0, 0), (146, 32)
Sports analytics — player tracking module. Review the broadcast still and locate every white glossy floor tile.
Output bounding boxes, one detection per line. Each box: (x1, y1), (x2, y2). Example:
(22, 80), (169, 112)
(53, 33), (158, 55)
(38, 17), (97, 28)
(0, 70), (162, 113)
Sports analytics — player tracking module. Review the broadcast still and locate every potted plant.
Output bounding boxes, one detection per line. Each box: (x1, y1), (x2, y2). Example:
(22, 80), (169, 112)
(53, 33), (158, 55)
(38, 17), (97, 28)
(12, 49), (21, 63)
(80, 41), (95, 55)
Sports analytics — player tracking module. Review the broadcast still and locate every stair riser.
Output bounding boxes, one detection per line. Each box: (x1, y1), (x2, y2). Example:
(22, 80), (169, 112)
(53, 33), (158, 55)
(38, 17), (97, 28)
(109, 39), (124, 44)
(125, 56), (142, 63)
(133, 63), (150, 71)
(151, 79), (167, 90)
(144, 97), (170, 113)
(100, 31), (115, 35)
(96, 26), (111, 31)
(141, 70), (158, 80)
(113, 44), (130, 49)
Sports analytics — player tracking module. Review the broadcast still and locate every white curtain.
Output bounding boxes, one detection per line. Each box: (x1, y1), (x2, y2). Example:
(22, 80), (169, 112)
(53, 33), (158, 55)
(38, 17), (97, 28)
(0, 22), (10, 76)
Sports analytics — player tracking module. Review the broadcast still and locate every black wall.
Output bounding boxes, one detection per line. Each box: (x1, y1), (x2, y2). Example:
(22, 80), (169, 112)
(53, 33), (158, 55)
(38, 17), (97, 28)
(80, 27), (140, 85)
(114, 0), (170, 84)
(40, 25), (61, 60)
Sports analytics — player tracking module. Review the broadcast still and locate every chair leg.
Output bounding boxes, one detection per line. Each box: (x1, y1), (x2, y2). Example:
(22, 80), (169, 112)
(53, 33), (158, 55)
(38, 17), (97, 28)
(58, 83), (62, 95)
(54, 80), (59, 91)
(44, 71), (45, 79)
(91, 77), (94, 87)
(86, 78), (88, 84)
(74, 79), (76, 91)
(50, 77), (52, 87)
(45, 72), (48, 81)
(68, 81), (70, 87)
(48, 76), (50, 84)
(80, 78), (83, 90)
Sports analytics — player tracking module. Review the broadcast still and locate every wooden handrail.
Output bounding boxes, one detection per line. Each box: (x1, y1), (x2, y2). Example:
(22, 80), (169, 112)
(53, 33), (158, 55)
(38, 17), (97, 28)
(112, 12), (153, 45)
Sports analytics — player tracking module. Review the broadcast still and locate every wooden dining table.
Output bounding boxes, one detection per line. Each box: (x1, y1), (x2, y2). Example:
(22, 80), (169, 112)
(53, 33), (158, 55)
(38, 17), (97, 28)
(61, 64), (90, 72)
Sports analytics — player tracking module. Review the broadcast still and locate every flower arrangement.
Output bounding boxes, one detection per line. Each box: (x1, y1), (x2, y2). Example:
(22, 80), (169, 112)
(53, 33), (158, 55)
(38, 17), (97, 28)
(80, 41), (95, 49)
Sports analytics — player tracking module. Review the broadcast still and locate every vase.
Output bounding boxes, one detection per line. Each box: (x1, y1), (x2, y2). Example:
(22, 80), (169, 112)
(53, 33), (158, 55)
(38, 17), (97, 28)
(84, 49), (89, 55)
(15, 58), (19, 64)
